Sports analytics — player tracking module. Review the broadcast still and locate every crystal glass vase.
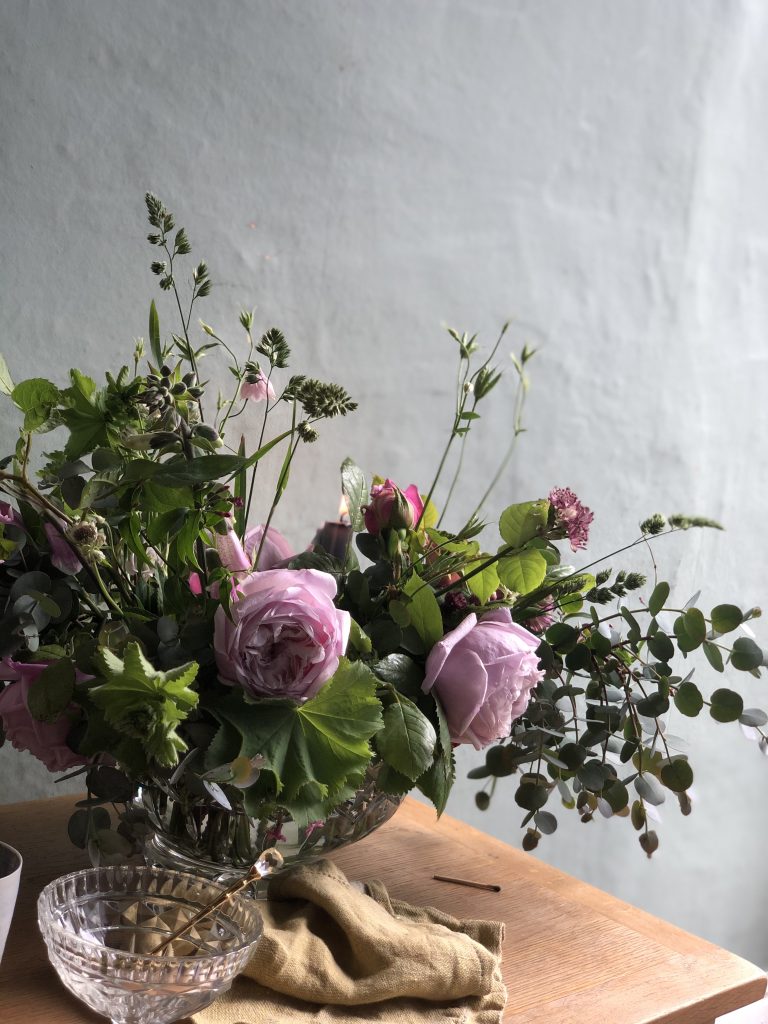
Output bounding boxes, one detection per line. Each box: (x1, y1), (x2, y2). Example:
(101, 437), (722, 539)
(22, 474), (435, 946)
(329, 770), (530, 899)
(38, 865), (263, 1024)
(140, 763), (403, 883)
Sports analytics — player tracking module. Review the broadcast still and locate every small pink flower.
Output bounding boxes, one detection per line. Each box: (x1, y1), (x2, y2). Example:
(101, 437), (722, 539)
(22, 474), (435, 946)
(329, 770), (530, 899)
(265, 825), (287, 844)
(44, 522), (83, 575)
(304, 820), (325, 839)
(526, 596), (556, 634)
(0, 502), (15, 525)
(548, 487), (594, 552)
(188, 572), (204, 596)
(241, 372), (276, 403)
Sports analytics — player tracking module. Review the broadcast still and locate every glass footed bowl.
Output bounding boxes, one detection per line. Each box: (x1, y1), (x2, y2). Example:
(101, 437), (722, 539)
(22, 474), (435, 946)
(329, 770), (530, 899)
(38, 865), (263, 1024)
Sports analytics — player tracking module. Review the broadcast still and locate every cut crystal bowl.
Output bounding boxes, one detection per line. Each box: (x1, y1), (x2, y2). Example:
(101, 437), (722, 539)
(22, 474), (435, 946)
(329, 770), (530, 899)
(38, 864), (262, 1024)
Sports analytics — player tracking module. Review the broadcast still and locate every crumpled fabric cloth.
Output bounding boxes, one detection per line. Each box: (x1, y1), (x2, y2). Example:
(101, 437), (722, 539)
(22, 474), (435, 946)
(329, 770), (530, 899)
(193, 858), (507, 1024)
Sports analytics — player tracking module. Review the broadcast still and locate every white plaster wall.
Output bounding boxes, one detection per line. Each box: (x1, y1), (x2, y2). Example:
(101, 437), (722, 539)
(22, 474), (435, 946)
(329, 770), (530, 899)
(1, 0), (767, 966)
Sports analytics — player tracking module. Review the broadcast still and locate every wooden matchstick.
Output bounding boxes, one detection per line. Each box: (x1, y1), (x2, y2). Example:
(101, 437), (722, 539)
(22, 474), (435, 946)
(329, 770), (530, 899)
(433, 874), (501, 893)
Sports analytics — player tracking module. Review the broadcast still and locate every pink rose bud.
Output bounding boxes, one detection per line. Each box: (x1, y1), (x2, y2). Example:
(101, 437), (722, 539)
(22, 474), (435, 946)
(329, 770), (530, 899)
(188, 572), (204, 596)
(363, 480), (424, 533)
(422, 608), (544, 749)
(240, 371), (276, 403)
(214, 568), (350, 701)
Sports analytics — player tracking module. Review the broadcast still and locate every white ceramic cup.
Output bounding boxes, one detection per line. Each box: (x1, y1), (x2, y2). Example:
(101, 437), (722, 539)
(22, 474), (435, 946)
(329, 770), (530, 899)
(0, 840), (22, 963)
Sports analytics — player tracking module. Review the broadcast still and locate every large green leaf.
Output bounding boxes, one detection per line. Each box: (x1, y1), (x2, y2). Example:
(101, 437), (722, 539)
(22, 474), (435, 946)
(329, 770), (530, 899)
(376, 690), (436, 781)
(211, 659), (383, 823)
(402, 573), (443, 651)
(12, 378), (61, 430)
(497, 548), (547, 595)
(498, 500), (549, 548)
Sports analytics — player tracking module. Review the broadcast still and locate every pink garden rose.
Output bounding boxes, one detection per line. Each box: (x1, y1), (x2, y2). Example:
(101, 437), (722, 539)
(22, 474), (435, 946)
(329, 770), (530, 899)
(240, 371), (276, 403)
(214, 568), (350, 700)
(422, 608), (544, 749)
(0, 660), (87, 772)
(363, 479), (424, 533)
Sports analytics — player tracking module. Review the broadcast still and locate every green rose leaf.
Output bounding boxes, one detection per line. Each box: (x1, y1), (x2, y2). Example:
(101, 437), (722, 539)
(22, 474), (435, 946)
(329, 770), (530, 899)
(402, 573), (443, 651)
(376, 690), (437, 781)
(730, 637), (764, 672)
(372, 653), (424, 699)
(27, 659), (76, 723)
(709, 687), (744, 723)
(648, 581), (670, 617)
(465, 561), (500, 604)
(341, 457), (369, 532)
(90, 642), (199, 767)
(416, 694), (454, 816)
(710, 604), (743, 635)
(497, 548), (547, 596)
(499, 500), (549, 548)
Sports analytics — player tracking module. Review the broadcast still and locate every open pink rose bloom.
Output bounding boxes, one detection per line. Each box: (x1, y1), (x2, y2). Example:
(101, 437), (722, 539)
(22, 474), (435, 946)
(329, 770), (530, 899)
(422, 608), (544, 749)
(0, 660), (87, 772)
(214, 568), (350, 701)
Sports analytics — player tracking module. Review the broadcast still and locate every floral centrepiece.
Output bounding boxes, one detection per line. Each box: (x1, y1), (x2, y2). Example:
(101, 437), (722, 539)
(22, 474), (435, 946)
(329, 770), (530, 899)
(0, 194), (764, 869)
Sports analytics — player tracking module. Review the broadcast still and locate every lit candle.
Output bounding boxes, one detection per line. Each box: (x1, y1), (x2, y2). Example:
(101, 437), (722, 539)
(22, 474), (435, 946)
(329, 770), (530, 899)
(312, 497), (353, 561)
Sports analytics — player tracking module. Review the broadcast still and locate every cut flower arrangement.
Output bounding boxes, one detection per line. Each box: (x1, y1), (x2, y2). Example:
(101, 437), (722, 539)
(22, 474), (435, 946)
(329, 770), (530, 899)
(0, 194), (764, 870)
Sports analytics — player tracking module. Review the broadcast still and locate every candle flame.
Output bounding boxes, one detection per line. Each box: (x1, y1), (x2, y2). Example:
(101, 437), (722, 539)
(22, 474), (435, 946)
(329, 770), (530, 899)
(338, 494), (350, 521)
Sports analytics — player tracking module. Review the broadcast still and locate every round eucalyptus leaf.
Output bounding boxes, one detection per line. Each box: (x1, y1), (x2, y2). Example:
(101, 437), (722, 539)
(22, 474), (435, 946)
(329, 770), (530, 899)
(630, 799), (646, 831)
(515, 781), (549, 811)
(639, 830), (659, 858)
(710, 604), (743, 635)
(521, 830), (539, 851)
(634, 773), (666, 806)
(660, 759), (693, 793)
(739, 708), (768, 728)
(475, 791), (490, 811)
(87, 765), (136, 803)
(709, 687), (744, 723)
(674, 681), (703, 717)
(730, 637), (763, 672)
(533, 810), (558, 835)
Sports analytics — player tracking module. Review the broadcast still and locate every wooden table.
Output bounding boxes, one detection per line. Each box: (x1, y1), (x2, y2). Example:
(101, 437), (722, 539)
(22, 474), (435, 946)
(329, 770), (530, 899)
(0, 795), (764, 1023)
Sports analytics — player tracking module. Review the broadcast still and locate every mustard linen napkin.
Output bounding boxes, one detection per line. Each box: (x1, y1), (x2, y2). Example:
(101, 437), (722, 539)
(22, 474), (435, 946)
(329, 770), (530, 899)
(193, 858), (507, 1024)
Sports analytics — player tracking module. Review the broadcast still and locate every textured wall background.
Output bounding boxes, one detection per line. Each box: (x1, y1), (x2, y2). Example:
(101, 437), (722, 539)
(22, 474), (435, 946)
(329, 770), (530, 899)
(1, 0), (767, 966)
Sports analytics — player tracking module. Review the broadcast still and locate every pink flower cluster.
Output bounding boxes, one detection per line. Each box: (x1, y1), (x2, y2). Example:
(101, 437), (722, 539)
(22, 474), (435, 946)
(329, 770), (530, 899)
(548, 487), (593, 552)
